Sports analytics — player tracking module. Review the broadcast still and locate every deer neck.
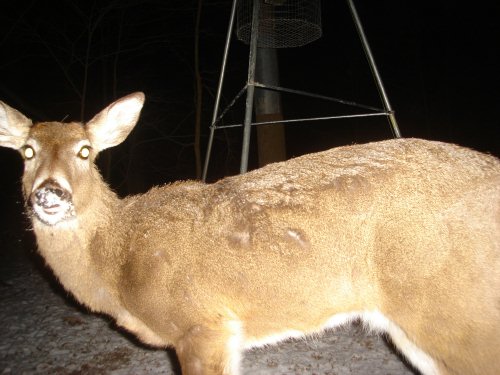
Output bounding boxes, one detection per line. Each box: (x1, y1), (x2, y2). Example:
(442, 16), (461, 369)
(31, 180), (125, 314)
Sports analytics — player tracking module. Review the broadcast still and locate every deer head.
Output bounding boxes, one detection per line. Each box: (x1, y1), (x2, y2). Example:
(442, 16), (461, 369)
(0, 93), (144, 227)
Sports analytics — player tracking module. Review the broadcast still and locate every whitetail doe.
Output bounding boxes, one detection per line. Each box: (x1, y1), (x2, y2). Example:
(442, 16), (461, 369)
(0, 92), (499, 375)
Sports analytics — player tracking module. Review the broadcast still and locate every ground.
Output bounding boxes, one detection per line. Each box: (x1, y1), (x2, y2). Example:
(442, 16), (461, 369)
(0, 235), (418, 375)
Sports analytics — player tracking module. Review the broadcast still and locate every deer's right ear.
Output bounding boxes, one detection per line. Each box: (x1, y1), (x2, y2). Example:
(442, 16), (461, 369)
(0, 101), (32, 150)
(86, 92), (145, 152)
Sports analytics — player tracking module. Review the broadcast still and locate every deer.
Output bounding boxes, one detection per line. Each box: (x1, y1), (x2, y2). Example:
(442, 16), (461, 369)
(0, 92), (499, 375)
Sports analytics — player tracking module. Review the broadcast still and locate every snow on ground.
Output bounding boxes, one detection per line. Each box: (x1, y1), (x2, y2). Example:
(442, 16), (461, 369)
(0, 237), (417, 375)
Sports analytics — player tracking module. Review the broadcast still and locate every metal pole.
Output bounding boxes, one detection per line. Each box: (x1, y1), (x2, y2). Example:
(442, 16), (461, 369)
(202, 0), (239, 182)
(240, 0), (261, 174)
(346, 0), (402, 138)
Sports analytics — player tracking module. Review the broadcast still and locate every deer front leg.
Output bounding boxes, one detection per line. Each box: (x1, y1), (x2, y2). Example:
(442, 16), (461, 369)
(176, 324), (242, 375)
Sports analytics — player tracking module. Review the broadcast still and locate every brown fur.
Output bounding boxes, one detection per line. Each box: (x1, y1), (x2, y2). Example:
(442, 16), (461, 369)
(0, 93), (499, 375)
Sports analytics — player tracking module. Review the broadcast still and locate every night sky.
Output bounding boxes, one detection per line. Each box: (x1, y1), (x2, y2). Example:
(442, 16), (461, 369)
(0, 0), (499, 229)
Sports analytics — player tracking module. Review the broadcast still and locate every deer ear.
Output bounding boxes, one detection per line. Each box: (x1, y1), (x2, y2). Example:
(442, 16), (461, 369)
(0, 101), (33, 149)
(86, 92), (145, 152)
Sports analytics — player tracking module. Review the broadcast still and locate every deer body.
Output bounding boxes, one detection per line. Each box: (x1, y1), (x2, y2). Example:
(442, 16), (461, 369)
(0, 93), (499, 375)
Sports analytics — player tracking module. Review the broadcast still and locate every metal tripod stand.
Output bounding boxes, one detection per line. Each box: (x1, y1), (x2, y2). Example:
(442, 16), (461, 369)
(202, 0), (401, 181)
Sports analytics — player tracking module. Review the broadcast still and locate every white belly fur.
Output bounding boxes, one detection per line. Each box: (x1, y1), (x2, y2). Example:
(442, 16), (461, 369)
(242, 311), (439, 375)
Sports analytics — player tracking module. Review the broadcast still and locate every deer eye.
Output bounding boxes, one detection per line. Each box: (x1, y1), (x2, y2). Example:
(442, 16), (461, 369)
(78, 145), (91, 159)
(23, 145), (35, 160)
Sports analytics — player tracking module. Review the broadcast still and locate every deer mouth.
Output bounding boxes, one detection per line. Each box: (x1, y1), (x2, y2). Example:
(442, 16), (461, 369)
(30, 181), (76, 226)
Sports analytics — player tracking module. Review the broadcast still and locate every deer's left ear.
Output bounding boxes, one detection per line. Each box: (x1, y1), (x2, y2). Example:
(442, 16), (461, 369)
(86, 92), (145, 152)
(0, 100), (33, 150)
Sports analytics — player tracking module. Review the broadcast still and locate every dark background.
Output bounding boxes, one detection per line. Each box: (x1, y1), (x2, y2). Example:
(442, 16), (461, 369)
(0, 0), (499, 234)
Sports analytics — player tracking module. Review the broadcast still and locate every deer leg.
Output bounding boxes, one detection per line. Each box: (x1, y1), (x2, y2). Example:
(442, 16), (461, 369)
(176, 324), (242, 375)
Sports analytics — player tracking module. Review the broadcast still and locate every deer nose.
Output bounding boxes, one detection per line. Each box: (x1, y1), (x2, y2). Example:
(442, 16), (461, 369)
(32, 179), (71, 207)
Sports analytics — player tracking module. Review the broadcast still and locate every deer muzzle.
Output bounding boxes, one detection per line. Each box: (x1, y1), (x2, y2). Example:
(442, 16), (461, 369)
(30, 179), (75, 226)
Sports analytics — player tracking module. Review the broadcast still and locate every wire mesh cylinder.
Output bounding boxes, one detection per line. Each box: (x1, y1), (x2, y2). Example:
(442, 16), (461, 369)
(237, 0), (322, 48)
